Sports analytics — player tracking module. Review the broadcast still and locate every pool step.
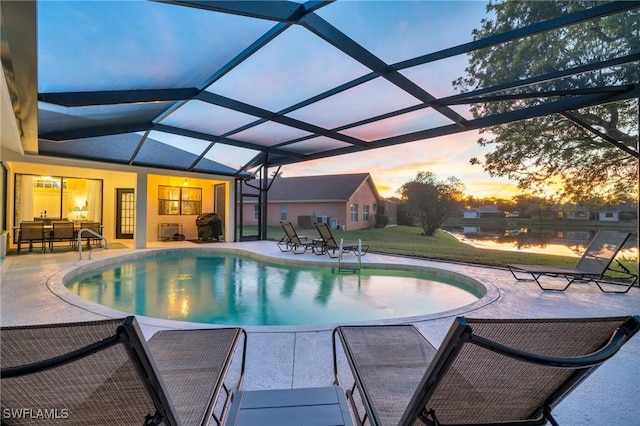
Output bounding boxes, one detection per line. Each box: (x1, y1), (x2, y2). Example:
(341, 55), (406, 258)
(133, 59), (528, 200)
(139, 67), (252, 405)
(332, 267), (360, 275)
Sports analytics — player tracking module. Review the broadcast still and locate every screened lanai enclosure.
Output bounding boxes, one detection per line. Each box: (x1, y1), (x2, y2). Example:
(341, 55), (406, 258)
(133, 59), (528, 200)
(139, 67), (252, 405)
(2, 1), (638, 239)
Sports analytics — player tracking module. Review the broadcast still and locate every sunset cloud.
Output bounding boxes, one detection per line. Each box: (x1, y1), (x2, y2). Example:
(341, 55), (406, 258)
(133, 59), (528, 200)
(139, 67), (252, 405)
(280, 129), (528, 199)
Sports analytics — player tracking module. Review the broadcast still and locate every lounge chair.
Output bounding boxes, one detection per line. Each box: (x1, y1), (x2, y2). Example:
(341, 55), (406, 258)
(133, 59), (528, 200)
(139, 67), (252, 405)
(314, 223), (369, 258)
(508, 230), (637, 293)
(333, 315), (640, 426)
(1, 316), (246, 426)
(277, 222), (315, 254)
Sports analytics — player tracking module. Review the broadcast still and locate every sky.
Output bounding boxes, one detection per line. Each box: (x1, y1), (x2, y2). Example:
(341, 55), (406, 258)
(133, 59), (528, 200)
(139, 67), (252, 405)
(278, 1), (524, 199)
(279, 129), (522, 199)
(265, 1), (525, 200)
(37, 0), (530, 200)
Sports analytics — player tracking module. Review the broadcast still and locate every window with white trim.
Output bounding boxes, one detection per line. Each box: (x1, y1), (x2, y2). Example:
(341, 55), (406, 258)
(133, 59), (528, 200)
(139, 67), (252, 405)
(350, 204), (358, 222)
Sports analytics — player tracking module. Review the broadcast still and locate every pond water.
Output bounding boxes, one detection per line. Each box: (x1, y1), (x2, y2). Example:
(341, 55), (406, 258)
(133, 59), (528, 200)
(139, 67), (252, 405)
(445, 226), (638, 258)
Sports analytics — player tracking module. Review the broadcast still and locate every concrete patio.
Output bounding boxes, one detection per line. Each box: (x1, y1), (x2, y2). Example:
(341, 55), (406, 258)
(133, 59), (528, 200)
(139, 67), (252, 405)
(1, 240), (638, 425)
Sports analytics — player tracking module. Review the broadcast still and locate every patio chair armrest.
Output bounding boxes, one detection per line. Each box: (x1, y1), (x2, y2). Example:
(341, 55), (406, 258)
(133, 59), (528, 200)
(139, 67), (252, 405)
(468, 315), (640, 368)
(1, 334), (120, 378)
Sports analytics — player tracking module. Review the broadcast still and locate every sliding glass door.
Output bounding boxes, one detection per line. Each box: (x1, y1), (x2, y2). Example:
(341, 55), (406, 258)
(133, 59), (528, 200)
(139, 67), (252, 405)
(14, 174), (103, 226)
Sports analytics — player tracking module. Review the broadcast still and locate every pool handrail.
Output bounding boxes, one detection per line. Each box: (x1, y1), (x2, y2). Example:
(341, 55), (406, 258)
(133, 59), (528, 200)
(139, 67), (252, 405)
(336, 238), (362, 274)
(78, 227), (108, 260)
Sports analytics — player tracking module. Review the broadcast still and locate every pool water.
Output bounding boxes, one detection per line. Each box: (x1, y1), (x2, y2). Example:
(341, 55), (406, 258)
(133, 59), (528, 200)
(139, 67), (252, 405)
(65, 252), (482, 326)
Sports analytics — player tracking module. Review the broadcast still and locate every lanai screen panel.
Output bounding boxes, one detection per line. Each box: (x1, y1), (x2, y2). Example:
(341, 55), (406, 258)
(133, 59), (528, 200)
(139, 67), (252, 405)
(205, 25), (372, 113)
(37, 1), (274, 91)
(22, 1), (637, 175)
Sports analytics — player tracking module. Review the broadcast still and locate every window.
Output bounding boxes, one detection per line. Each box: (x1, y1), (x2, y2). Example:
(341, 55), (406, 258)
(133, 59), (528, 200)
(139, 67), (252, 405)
(158, 186), (202, 215)
(350, 204), (358, 222)
(14, 174), (103, 226)
(253, 205), (260, 221)
(280, 204), (287, 221)
(33, 177), (66, 189)
(363, 205), (369, 221)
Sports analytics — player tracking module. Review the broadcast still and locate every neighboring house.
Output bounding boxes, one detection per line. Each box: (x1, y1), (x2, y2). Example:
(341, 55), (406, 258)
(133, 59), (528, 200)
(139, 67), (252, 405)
(241, 173), (382, 230)
(598, 205), (638, 222)
(463, 205), (503, 219)
(550, 205), (592, 220)
(463, 210), (480, 219)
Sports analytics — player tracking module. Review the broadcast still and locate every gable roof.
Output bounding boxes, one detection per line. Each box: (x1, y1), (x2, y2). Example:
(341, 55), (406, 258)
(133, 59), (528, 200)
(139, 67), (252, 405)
(244, 173), (381, 203)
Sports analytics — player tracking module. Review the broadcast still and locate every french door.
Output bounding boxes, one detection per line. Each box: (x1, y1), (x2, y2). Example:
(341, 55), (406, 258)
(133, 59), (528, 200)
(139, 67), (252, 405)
(116, 188), (134, 239)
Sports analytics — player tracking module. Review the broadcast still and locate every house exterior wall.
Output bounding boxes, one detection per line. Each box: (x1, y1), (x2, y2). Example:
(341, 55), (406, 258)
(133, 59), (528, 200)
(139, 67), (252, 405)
(345, 181), (378, 230)
(1, 152), (234, 248)
(4, 160), (137, 246)
(242, 202), (347, 229)
(241, 177), (380, 230)
(553, 207), (591, 220)
(147, 174), (231, 241)
(598, 211), (620, 222)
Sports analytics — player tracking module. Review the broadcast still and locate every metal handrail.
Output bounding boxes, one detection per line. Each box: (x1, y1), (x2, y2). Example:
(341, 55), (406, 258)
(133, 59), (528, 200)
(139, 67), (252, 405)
(78, 228), (108, 260)
(336, 238), (362, 274)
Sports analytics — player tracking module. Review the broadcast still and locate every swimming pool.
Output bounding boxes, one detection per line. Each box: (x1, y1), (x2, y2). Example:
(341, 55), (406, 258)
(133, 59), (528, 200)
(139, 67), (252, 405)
(64, 250), (485, 326)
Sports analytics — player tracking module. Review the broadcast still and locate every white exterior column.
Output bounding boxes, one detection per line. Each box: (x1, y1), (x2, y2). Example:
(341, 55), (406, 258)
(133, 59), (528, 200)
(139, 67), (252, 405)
(135, 172), (148, 249)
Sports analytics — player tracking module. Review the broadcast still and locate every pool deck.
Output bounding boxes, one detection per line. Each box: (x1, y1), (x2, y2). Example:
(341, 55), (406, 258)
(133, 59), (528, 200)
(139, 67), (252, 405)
(1, 240), (639, 425)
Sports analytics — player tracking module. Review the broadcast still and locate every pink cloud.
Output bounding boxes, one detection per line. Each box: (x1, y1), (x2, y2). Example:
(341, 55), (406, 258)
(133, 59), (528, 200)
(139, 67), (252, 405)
(280, 129), (522, 199)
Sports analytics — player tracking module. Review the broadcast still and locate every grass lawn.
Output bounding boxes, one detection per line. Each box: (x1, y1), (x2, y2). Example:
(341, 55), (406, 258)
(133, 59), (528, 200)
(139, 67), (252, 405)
(250, 225), (638, 276)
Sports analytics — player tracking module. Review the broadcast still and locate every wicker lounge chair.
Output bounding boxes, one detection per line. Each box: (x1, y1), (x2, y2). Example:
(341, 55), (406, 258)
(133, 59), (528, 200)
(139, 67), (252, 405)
(508, 230), (637, 293)
(1, 316), (246, 426)
(333, 315), (640, 426)
(277, 222), (315, 254)
(314, 223), (369, 258)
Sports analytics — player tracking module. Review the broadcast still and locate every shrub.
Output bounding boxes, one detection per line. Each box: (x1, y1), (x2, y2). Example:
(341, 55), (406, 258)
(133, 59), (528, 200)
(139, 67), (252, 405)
(375, 213), (389, 228)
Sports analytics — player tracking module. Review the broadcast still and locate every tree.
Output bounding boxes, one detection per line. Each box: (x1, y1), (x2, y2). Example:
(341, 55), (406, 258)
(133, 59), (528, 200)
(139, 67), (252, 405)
(455, 1), (639, 202)
(398, 172), (464, 236)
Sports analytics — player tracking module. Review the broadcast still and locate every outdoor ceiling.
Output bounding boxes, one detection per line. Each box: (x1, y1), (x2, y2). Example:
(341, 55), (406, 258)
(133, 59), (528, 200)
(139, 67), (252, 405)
(2, 1), (639, 179)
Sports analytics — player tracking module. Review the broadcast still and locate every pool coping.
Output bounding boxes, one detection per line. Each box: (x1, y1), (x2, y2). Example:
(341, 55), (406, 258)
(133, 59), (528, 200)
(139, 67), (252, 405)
(46, 245), (501, 333)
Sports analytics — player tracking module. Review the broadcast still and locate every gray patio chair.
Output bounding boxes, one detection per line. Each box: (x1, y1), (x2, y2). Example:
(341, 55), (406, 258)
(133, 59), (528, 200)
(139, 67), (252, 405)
(277, 222), (315, 254)
(17, 221), (45, 254)
(49, 220), (76, 252)
(333, 315), (640, 426)
(1, 316), (247, 426)
(508, 230), (637, 293)
(314, 223), (369, 258)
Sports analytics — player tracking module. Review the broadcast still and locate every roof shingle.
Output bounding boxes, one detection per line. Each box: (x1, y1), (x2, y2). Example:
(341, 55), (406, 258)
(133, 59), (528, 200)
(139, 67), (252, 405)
(243, 173), (380, 202)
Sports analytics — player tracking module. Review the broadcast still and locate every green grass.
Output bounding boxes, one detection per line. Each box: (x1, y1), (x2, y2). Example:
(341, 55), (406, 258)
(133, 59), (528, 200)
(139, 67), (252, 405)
(249, 225), (638, 276)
